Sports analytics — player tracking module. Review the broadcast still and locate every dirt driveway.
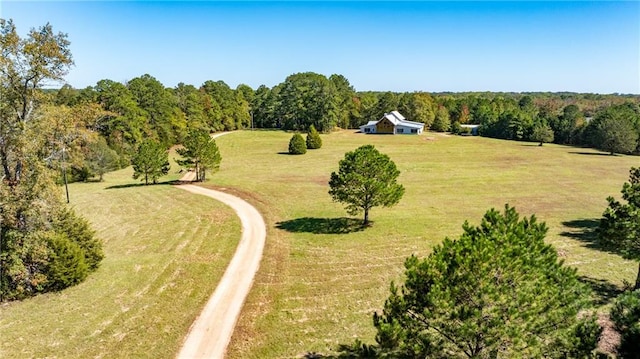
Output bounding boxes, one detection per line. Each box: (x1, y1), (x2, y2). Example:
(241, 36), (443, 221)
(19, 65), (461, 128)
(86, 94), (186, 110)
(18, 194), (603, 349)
(175, 139), (266, 358)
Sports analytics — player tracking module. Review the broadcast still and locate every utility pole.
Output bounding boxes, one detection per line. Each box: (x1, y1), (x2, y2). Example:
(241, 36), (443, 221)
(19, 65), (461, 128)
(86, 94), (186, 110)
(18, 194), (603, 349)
(0, 174), (4, 301)
(62, 146), (69, 203)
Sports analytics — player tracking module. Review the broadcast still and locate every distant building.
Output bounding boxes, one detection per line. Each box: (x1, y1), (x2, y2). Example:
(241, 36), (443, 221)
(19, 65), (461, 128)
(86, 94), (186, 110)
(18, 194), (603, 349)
(460, 124), (481, 135)
(359, 111), (424, 135)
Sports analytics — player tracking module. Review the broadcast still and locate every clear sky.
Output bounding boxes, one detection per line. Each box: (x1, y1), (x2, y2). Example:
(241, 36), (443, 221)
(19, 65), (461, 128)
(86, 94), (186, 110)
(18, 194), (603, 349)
(1, 1), (639, 93)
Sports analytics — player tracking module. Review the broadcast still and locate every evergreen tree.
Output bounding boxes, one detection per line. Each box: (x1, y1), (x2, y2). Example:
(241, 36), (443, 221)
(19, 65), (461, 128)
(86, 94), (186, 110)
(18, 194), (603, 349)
(598, 167), (640, 290)
(306, 124), (322, 149)
(131, 139), (169, 185)
(342, 205), (598, 357)
(329, 145), (404, 224)
(176, 129), (221, 182)
(45, 233), (89, 291)
(610, 290), (640, 358)
(288, 133), (307, 155)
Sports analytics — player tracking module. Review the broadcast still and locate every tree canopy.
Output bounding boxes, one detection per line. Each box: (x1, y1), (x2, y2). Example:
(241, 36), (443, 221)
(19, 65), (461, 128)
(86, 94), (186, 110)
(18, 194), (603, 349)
(328, 145), (404, 224)
(176, 129), (221, 182)
(131, 139), (169, 185)
(588, 105), (639, 155)
(0, 20), (102, 300)
(598, 167), (640, 289)
(339, 205), (599, 358)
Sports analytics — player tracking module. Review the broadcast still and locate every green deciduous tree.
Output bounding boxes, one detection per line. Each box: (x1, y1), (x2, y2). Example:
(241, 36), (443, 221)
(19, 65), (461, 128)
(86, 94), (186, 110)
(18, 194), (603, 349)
(399, 92), (436, 129)
(201, 80), (249, 131)
(306, 124), (322, 149)
(127, 74), (183, 146)
(431, 104), (451, 132)
(588, 106), (639, 155)
(0, 20), (102, 301)
(329, 145), (404, 225)
(598, 167), (640, 290)
(84, 136), (119, 181)
(531, 121), (555, 146)
(346, 205), (598, 358)
(551, 104), (584, 144)
(131, 139), (169, 185)
(176, 129), (221, 182)
(288, 133), (306, 155)
(278, 72), (339, 132)
(0, 19), (73, 184)
(610, 290), (640, 358)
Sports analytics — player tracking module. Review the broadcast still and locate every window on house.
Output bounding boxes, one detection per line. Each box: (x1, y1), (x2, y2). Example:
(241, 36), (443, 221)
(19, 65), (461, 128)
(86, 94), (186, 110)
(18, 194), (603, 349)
(397, 128), (404, 133)
(411, 129), (417, 133)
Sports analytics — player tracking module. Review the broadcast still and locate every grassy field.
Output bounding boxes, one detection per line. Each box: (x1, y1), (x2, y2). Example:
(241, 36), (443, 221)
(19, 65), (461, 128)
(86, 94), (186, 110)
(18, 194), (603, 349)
(1, 130), (636, 358)
(0, 158), (241, 357)
(206, 130), (639, 358)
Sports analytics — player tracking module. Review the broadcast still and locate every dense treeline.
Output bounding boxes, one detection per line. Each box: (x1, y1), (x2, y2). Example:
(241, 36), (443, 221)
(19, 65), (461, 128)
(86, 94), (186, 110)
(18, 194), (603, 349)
(0, 20), (103, 300)
(53, 71), (640, 171)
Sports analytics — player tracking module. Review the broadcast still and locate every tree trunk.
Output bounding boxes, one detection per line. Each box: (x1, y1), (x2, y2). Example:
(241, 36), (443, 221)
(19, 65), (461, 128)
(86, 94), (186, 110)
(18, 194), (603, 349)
(363, 208), (369, 225)
(635, 262), (640, 290)
(145, 173), (148, 185)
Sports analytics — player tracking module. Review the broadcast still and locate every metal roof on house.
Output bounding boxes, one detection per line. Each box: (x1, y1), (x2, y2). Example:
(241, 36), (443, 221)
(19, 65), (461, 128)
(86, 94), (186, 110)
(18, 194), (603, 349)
(359, 110), (425, 130)
(390, 111), (406, 121)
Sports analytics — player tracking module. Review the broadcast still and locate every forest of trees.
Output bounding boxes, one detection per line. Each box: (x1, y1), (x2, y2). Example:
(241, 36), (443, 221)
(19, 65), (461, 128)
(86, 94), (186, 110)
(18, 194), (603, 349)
(48, 71), (640, 182)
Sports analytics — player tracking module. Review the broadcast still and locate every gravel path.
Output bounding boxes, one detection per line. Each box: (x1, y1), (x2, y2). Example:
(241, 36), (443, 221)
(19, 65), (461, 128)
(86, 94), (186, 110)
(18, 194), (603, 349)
(176, 132), (266, 358)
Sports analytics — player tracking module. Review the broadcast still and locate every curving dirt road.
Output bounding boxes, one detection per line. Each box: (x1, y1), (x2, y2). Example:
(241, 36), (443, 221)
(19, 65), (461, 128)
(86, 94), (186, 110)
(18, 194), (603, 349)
(176, 133), (266, 358)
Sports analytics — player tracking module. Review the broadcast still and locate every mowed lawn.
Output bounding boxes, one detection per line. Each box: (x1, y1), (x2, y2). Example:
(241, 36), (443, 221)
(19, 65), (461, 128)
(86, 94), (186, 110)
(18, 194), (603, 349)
(0, 161), (240, 357)
(0, 130), (636, 358)
(210, 130), (639, 358)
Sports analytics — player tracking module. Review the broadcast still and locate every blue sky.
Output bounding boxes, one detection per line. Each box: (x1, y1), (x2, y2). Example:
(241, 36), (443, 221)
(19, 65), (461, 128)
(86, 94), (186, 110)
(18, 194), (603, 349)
(1, 1), (639, 93)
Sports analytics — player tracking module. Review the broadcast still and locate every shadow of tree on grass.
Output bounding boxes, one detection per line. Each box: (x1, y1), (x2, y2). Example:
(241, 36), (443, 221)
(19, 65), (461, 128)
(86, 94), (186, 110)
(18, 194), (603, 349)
(569, 151), (613, 156)
(561, 219), (632, 304)
(560, 218), (604, 249)
(276, 217), (369, 234)
(105, 180), (176, 190)
(559, 218), (631, 257)
(579, 276), (624, 306)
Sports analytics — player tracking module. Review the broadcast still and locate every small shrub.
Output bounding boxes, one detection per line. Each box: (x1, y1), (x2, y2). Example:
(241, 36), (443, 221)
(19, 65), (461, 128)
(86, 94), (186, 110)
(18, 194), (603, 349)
(289, 133), (307, 155)
(46, 232), (89, 291)
(306, 125), (322, 149)
(53, 208), (103, 270)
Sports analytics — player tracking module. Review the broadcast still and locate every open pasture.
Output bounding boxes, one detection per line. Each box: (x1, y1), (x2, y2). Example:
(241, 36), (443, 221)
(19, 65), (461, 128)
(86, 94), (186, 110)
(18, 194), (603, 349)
(0, 130), (636, 358)
(212, 130), (639, 358)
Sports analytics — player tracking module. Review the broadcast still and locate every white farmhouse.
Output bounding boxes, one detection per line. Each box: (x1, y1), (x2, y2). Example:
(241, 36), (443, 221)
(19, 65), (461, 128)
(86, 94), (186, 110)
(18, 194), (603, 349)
(359, 111), (424, 135)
